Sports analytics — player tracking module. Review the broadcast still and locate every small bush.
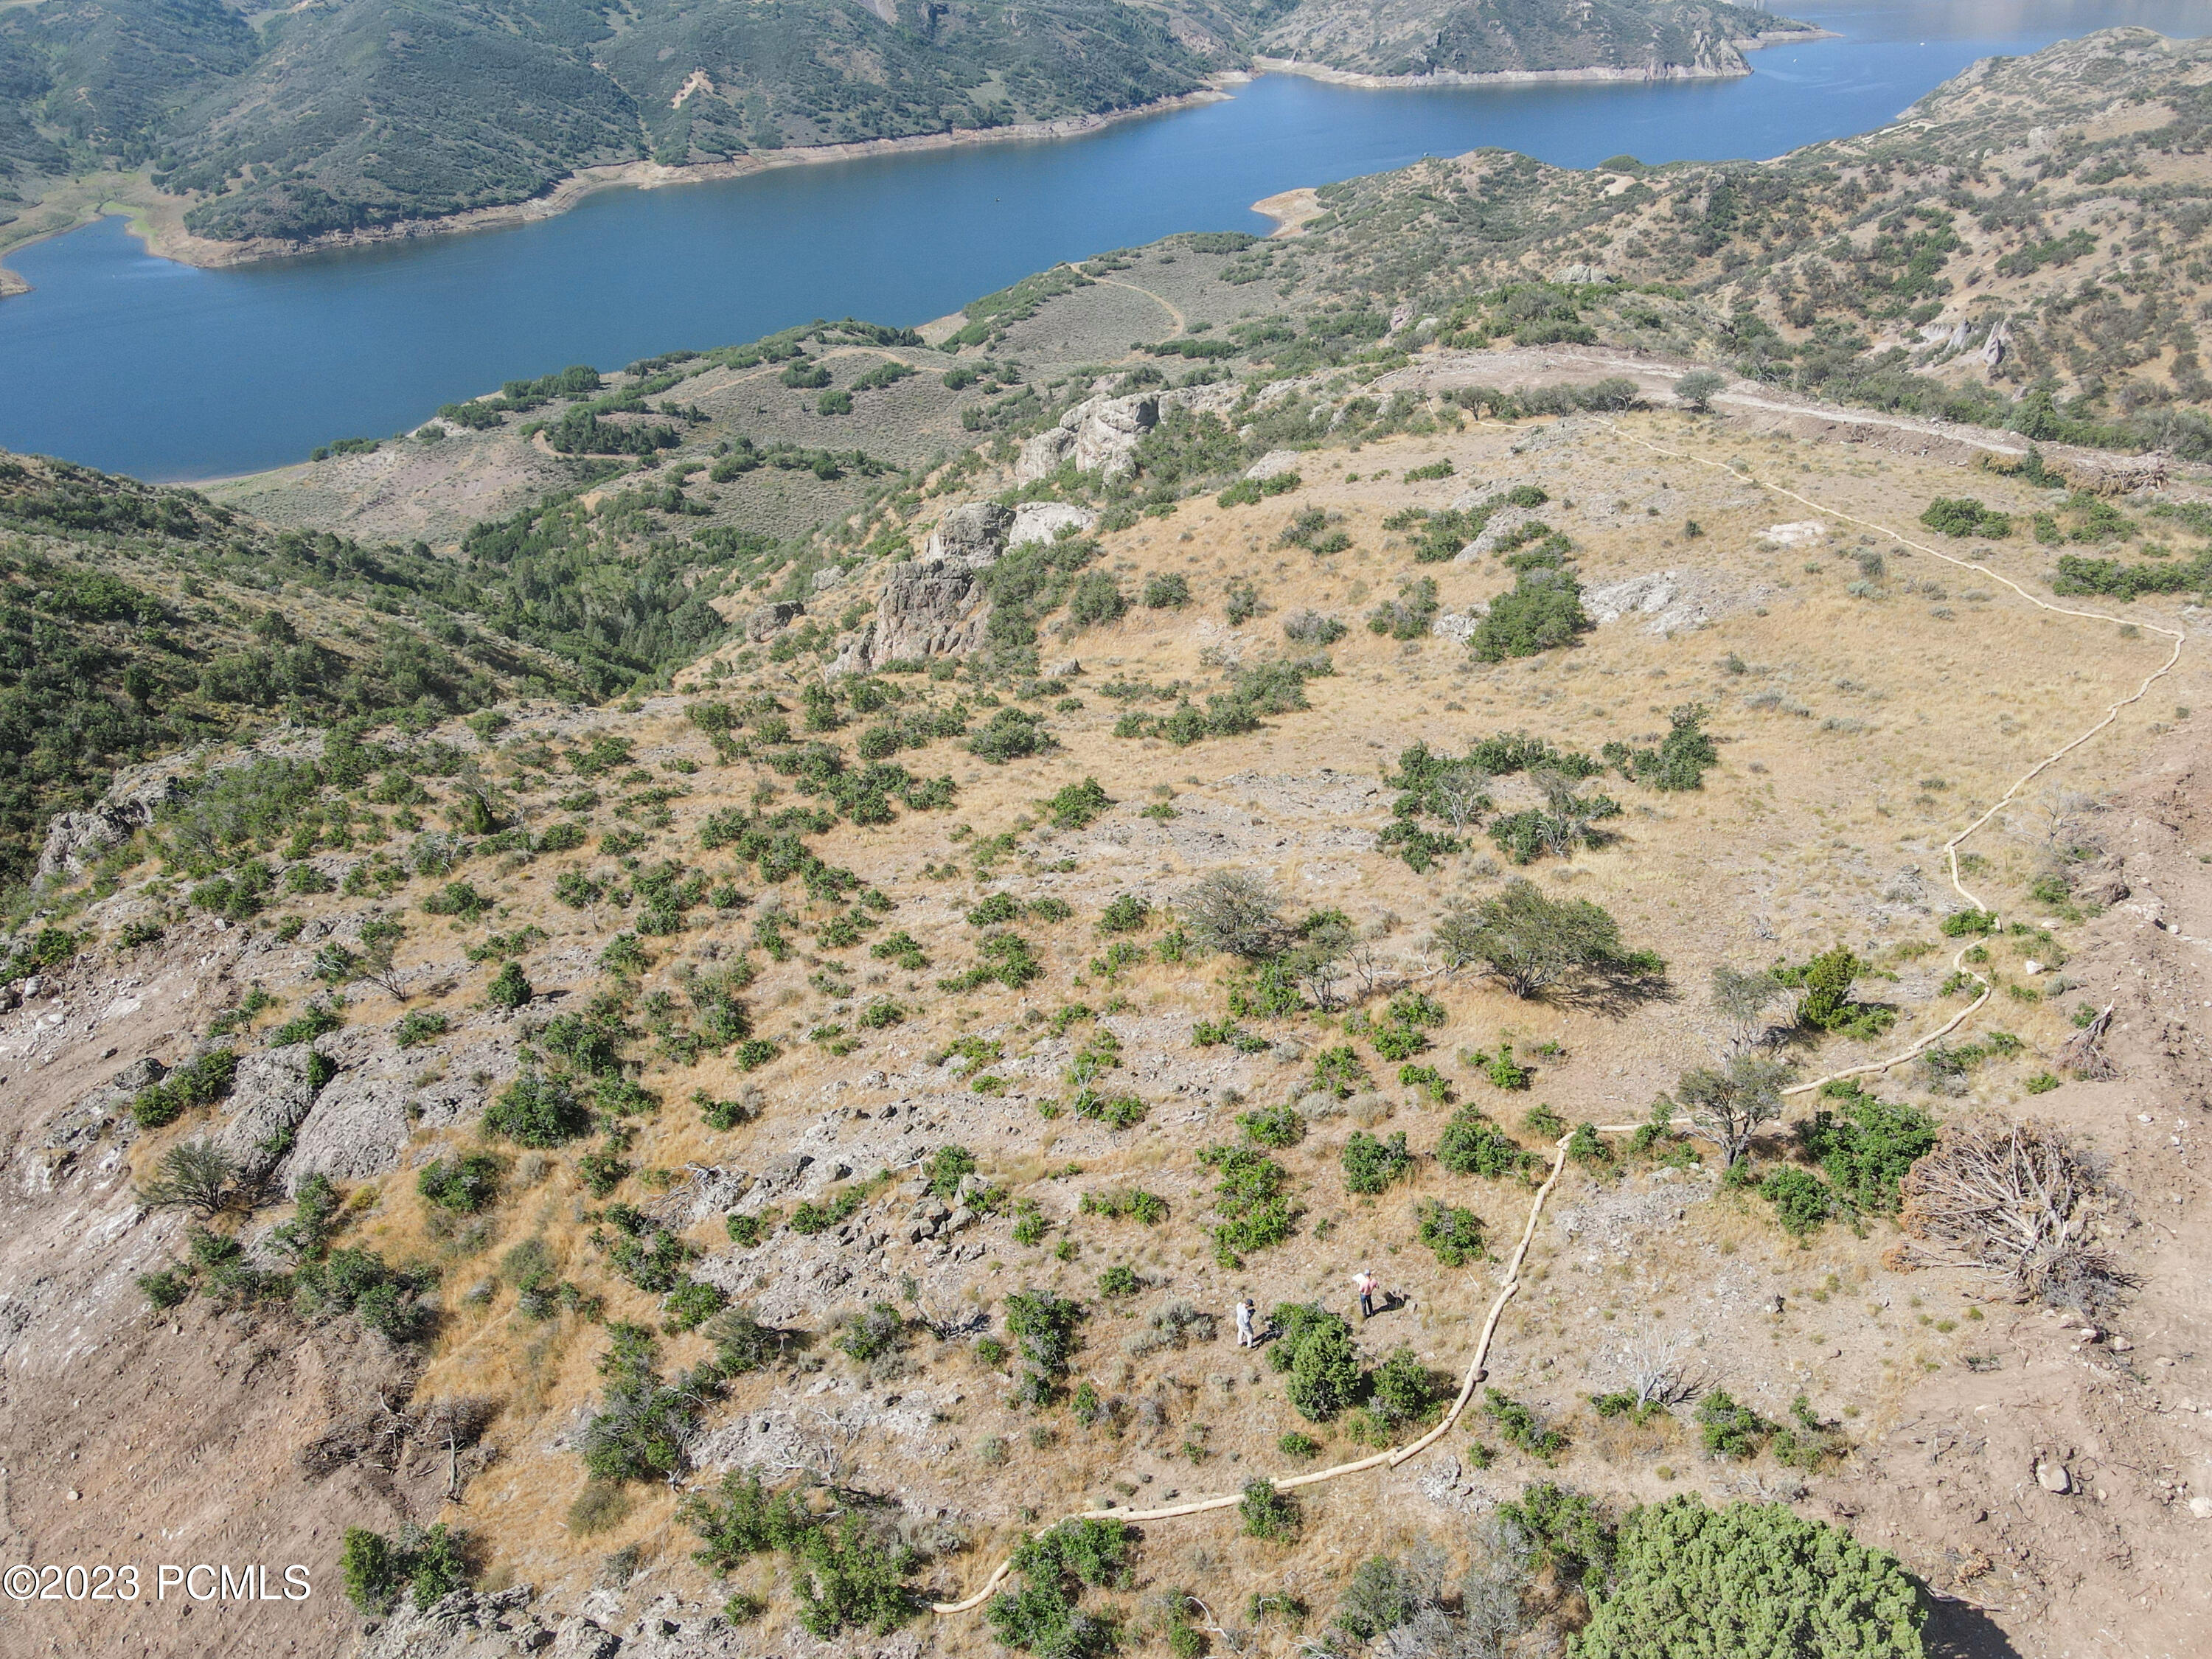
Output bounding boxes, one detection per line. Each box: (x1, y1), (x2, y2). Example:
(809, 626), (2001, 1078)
(1695, 1391), (1773, 1458)
(1143, 572), (1192, 608)
(1046, 776), (1114, 829)
(1759, 1166), (1832, 1237)
(1436, 1109), (1530, 1179)
(1921, 497), (2012, 539)
(1416, 1199), (1486, 1266)
(1341, 1130), (1413, 1194)
(1269, 1302), (1363, 1422)
(487, 961), (533, 1010)
(1239, 1479), (1301, 1541)
(1483, 1388), (1566, 1459)
(1237, 1101), (1306, 1148)
(1368, 1348), (1441, 1426)
(483, 1071), (590, 1147)
(418, 1153), (503, 1213)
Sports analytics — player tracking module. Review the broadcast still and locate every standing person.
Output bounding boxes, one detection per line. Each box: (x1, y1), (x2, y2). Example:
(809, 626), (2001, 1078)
(1235, 1296), (1256, 1349)
(1354, 1269), (1377, 1321)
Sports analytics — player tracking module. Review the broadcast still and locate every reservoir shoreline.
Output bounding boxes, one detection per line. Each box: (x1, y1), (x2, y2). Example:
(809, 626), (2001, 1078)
(1, 35), (1821, 289)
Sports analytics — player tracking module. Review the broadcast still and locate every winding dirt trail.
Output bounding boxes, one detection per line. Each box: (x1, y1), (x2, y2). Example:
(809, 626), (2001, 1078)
(930, 417), (2188, 1618)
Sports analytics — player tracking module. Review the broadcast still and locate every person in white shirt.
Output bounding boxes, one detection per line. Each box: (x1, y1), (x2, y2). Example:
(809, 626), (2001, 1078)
(1354, 1270), (1377, 1321)
(1235, 1297), (1256, 1348)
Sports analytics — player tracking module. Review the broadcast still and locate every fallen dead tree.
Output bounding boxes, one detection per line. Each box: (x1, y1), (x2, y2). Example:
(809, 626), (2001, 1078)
(1895, 1116), (2128, 1310)
(2056, 1003), (2117, 1080)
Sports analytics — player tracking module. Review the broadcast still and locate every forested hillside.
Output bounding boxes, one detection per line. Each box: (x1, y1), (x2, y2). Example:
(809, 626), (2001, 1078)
(0, 0), (1807, 248)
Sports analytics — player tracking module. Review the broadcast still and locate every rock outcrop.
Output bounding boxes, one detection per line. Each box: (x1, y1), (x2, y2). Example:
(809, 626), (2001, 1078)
(218, 1043), (324, 1183)
(923, 500), (1013, 564)
(35, 765), (186, 884)
(743, 601), (804, 641)
(831, 497), (1048, 676)
(1015, 383), (1242, 484)
(1008, 501), (1097, 547)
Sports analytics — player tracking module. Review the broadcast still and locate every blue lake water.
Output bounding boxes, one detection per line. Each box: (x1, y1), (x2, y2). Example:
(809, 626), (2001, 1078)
(1, 0), (2206, 481)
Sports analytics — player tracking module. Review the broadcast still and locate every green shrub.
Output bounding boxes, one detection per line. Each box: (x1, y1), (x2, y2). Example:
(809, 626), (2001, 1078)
(131, 1048), (240, 1129)
(1311, 1045), (1370, 1099)
(838, 1302), (908, 1364)
(1239, 1479), (1301, 1540)
(577, 1326), (700, 1483)
(1096, 892), (1150, 933)
(1341, 1130), (1413, 1194)
(1416, 1199), (1486, 1266)
(1436, 1108), (1530, 1178)
(1279, 1430), (1321, 1459)
(1200, 1144), (1295, 1265)
(968, 708), (1054, 764)
(1143, 572), (1192, 608)
(928, 1144), (978, 1200)
(1940, 908), (1997, 936)
(1469, 569), (1591, 661)
(1498, 1480), (1613, 1576)
(1483, 1388), (1565, 1459)
(487, 961), (533, 1010)
(1695, 1391), (1774, 1458)
(1759, 1166), (1833, 1237)
(1046, 776), (1113, 829)
(988, 1518), (1136, 1655)
(1097, 1263), (1141, 1298)
(658, 1279), (726, 1333)
(394, 1010), (450, 1049)
(1077, 1188), (1167, 1225)
(1575, 1495), (1926, 1659)
(1921, 498), (2011, 539)
(1237, 1102), (1305, 1148)
(1269, 1302), (1363, 1422)
(1603, 703), (1719, 791)
(1795, 1085), (1937, 1214)
(1065, 571), (1128, 628)
(483, 1071), (590, 1147)
(1368, 1348), (1441, 1427)
(417, 1152), (503, 1212)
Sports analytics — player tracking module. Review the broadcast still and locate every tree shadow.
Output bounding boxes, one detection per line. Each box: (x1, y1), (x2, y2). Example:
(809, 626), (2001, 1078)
(1555, 961), (1676, 1018)
(1922, 1595), (2023, 1659)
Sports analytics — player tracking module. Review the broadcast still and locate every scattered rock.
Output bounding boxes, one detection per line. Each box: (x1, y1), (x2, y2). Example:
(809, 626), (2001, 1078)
(1583, 568), (1771, 635)
(1431, 607), (1485, 644)
(2037, 1460), (2073, 1494)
